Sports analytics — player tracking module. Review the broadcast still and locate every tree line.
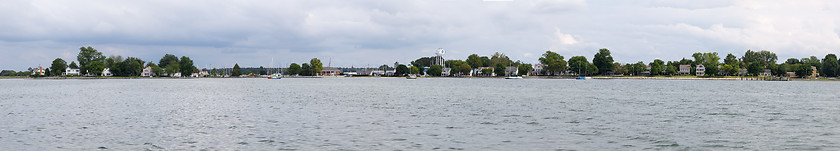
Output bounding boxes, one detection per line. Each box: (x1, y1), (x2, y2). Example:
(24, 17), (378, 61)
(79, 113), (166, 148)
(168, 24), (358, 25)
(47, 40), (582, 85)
(27, 46), (197, 77)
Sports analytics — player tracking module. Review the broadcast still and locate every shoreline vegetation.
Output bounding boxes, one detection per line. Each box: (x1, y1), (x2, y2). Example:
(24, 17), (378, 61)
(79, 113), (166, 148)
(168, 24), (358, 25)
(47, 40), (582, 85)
(5, 46), (840, 82)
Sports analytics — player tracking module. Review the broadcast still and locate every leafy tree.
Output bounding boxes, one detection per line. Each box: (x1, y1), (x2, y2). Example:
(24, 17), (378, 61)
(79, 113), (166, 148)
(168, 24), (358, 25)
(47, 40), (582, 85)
(724, 53), (739, 65)
(50, 58), (67, 76)
(309, 58), (323, 75)
(785, 58), (801, 64)
(666, 64), (677, 75)
(466, 54), (483, 69)
(113, 57), (145, 76)
(145, 62), (162, 76)
(301, 63), (311, 76)
(649, 59), (665, 75)
(592, 48), (615, 74)
(232, 64), (242, 76)
(632, 62), (646, 75)
(539, 51), (567, 75)
(480, 68), (493, 76)
(69, 61), (79, 69)
(822, 54), (839, 77)
(428, 65), (442, 76)
(489, 52), (512, 67)
(409, 66), (420, 74)
(77, 46), (106, 75)
(458, 63), (472, 75)
(179, 56), (194, 77)
(165, 61), (180, 75)
(568, 56), (594, 75)
(211, 68), (218, 76)
(721, 64), (738, 76)
(287, 63), (301, 75)
(396, 64), (409, 76)
(742, 50), (777, 67)
(518, 64), (532, 76)
(411, 57), (436, 68)
(259, 66), (267, 75)
(770, 63), (786, 76)
(480, 56), (491, 67)
(494, 64), (505, 76)
(792, 64), (813, 78)
(704, 63), (719, 77)
(747, 62), (762, 76)
(158, 54), (179, 68)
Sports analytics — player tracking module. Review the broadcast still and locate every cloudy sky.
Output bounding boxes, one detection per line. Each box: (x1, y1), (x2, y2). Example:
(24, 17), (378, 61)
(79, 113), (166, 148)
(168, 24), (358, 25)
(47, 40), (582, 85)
(2, 0), (840, 70)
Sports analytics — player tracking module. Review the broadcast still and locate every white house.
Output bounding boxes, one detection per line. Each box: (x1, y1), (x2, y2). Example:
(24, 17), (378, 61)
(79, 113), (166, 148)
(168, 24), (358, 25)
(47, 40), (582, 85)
(30, 66), (45, 75)
(695, 64), (706, 76)
(505, 66), (518, 76)
(678, 65), (691, 75)
(441, 68), (451, 76)
(532, 64), (545, 75)
(64, 67), (80, 76)
(141, 66), (154, 77)
(171, 72), (181, 77)
(102, 68), (113, 76)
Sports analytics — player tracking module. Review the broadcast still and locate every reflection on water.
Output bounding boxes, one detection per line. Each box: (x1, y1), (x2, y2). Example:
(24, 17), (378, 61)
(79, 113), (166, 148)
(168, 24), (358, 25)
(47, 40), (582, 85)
(1, 78), (839, 150)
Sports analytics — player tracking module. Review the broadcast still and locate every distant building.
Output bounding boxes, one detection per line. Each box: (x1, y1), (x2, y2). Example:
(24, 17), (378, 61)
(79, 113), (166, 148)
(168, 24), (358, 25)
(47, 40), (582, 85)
(441, 68), (451, 76)
(102, 68), (113, 76)
(695, 64), (705, 76)
(476, 67), (494, 76)
(30, 66), (45, 76)
(64, 67), (80, 76)
(760, 69), (772, 77)
(532, 64), (546, 75)
(738, 68), (747, 75)
(141, 66), (154, 77)
(678, 65), (691, 75)
(505, 66), (518, 76)
(171, 72), (181, 77)
(811, 66), (819, 78)
(320, 67), (341, 76)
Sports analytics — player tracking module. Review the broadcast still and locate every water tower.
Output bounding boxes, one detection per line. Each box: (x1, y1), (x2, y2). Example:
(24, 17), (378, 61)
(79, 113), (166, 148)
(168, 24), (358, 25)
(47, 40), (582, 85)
(435, 48), (445, 67)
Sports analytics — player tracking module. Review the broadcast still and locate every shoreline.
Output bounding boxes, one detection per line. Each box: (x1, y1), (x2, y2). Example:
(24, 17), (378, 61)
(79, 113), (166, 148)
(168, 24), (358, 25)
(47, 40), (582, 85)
(3, 75), (836, 81)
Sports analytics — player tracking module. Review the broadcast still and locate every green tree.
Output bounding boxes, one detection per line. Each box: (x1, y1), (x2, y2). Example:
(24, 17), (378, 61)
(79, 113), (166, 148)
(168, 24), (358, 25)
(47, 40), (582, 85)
(77, 46), (105, 75)
(785, 58), (801, 64)
(50, 58), (67, 76)
(165, 61), (180, 76)
(466, 54), (483, 69)
(592, 48), (615, 74)
(489, 52), (512, 67)
(301, 63), (311, 76)
(632, 61), (646, 75)
(287, 63), (301, 75)
(742, 50), (777, 67)
(518, 64), (532, 76)
(494, 64), (505, 76)
(793, 64), (812, 78)
(232, 64), (242, 76)
(539, 51), (567, 75)
(821, 54), (839, 77)
(410, 66), (420, 74)
(113, 57), (145, 76)
(666, 64), (677, 75)
(158, 54), (179, 68)
(569, 56), (594, 75)
(428, 65), (442, 76)
(146, 62), (163, 76)
(649, 59), (665, 75)
(458, 63), (472, 75)
(396, 64), (409, 76)
(724, 53), (739, 65)
(259, 66), (267, 75)
(179, 56), (194, 77)
(69, 61), (79, 69)
(310, 58), (323, 75)
(747, 62), (762, 76)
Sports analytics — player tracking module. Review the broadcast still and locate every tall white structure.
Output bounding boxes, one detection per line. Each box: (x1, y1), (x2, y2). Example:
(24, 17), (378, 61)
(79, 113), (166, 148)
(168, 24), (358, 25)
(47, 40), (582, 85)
(435, 48), (445, 67)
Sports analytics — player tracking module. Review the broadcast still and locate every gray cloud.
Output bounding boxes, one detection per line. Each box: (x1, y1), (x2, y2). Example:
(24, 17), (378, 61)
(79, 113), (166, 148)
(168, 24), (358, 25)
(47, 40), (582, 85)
(2, 0), (839, 70)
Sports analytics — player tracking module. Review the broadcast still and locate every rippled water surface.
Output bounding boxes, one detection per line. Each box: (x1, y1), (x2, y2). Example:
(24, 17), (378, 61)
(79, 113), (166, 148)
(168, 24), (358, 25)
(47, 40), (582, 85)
(1, 78), (839, 150)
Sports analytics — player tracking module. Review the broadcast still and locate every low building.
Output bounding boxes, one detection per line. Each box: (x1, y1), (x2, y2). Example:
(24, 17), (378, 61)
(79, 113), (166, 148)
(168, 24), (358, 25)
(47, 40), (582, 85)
(102, 68), (113, 76)
(678, 65), (691, 75)
(476, 67), (494, 76)
(532, 64), (546, 75)
(759, 69), (772, 77)
(811, 66), (819, 78)
(141, 66), (154, 77)
(505, 66), (518, 76)
(320, 67), (341, 76)
(441, 68), (451, 76)
(171, 72), (181, 77)
(65, 67), (80, 76)
(29, 66), (45, 76)
(695, 64), (705, 76)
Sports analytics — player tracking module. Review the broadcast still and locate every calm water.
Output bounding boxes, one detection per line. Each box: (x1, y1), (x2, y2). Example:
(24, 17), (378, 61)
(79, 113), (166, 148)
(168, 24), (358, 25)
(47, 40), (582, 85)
(1, 78), (839, 150)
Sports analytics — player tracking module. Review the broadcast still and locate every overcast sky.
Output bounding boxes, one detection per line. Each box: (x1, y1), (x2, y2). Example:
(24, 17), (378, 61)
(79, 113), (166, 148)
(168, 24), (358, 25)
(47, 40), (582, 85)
(2, 0), (840, 70)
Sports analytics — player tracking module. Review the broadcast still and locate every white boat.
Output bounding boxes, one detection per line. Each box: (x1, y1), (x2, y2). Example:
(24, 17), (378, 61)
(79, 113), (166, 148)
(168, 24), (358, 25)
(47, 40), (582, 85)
(406, 74), (418, 79)
(504, 76), (523, 79)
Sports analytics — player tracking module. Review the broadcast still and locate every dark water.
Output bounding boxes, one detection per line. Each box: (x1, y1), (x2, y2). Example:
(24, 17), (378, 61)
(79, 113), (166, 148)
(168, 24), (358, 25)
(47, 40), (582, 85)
(1, 78), (838, 150)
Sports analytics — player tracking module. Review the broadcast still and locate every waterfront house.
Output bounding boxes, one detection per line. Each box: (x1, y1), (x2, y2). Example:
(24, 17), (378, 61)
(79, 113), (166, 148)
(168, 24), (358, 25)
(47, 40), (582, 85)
(811, 66), (819, 77)
(641, 66), (651, 75)
(102, 68), (113, 76)
(320, 67), (341, 76)
(505, 66), (518, 76)
(64, 67), (80, 76)
(532, 64), (545, 75)
(695, 64), (705, 76)
(476, 67), (495, 76)
(199, 70), (209, 77)
(141, 66), (154, 77)
(759, 69), (772, 77)
(29, 66), (45, 75)
(786, 72), (796, 77)
(441, 68), (451, 76)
